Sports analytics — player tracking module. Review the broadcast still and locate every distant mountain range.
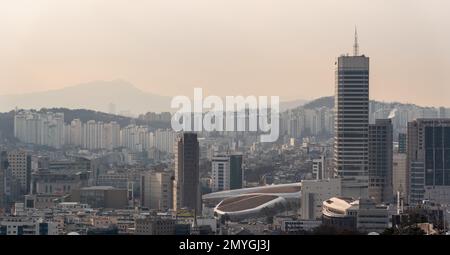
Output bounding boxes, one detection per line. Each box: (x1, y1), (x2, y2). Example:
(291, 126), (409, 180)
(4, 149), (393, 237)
(0, 80), (172, 115)
(302, 96), (334, 109)
(279, 99), (309, 112)
(0, 80), (308, 114)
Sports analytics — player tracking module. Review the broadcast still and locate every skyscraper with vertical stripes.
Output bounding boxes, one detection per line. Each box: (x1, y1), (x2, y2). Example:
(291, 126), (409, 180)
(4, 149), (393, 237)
(334, 30), (370, 198)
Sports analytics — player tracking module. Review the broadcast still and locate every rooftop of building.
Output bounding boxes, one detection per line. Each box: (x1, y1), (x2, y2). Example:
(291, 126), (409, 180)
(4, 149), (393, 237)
(203, 182), (301, 201)
(79, 186), (121, 191)
(323, 197), (359, 214)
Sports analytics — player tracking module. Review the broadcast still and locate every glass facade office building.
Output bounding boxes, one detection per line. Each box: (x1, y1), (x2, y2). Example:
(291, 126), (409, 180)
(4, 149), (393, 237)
(424, 126), (450, 186)
(407, 119), (450, 204)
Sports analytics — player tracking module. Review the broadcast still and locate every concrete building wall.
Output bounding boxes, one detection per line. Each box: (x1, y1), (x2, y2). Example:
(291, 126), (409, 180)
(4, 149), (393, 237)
(300, 178), (341, 220)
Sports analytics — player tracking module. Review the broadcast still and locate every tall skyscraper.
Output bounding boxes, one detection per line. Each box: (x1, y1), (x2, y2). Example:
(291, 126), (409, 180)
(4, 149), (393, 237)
(368, 119), (393, 203)
(229, 153), (243, 190)
(173, 133), (201, 213)
(394, 131), (407, 200)
(69, 119), (83, 146)
(407, 119), (450, 205)
(334, 30), (370, 198)
(211, 153), (243, 192)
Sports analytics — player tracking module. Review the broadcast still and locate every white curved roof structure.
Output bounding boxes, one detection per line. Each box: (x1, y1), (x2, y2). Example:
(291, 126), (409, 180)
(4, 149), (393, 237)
(203, 183), (301, 221)
(322, 197), (358, 218)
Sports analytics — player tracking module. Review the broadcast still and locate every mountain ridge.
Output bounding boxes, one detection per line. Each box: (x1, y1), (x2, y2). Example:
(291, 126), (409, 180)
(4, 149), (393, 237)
(0, 80), (173, 114)
(0, 80), (309, 114)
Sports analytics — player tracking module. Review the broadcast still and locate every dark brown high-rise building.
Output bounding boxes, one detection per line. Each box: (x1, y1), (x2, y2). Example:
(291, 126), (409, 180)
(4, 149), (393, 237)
(0, 151), (8, 209)
(368, 119), (393, 203)
(173, 132), (200, 213)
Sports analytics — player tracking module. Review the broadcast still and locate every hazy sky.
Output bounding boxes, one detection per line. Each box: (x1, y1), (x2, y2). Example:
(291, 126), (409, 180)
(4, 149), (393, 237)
(1, 0), (450, 106)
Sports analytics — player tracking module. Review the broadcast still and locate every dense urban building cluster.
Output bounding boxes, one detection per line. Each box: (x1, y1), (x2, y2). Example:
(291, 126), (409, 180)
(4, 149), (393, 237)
(14, 111), (176, 153)
(1, 35), (450, 235)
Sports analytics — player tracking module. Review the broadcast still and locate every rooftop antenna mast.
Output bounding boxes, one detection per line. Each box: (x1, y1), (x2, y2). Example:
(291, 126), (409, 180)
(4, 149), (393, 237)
(353, 27), (359, 56)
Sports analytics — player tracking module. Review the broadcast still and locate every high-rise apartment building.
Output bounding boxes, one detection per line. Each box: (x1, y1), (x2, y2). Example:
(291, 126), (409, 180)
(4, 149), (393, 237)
(103, 121), (120, 150)
(154, 129), (176, 154)
(69, 119), (83, 146)
(407, 119), (450, 205)
(14, 110), (177, 154)
(334, 31), (370, 198)
(83, 120), (101, 150)
(120, 125), (154, 152)
(368, 119), (393, 203)
(14, 111), (65, 149)
(173, 133), (200, 213)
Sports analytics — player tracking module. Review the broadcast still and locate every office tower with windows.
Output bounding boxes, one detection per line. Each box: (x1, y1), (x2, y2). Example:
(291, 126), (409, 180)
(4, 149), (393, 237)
(211, 153), (243, 192)
(312, 156), (326, 180)
(398, 133), (407, 154)
(334, 30), (370, 198)
(229, 153), (243, 190)
(211, 155), (229, 192)
(368, 119), (393, 203)
(407, 119), (450, 205)
(7, 150), (31, 196)
(140, 170), (173, 211)
(173, 133), (201, 213)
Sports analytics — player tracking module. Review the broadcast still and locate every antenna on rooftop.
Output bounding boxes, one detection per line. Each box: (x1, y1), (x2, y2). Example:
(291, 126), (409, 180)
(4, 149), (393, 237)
(353, 27), (359, 56)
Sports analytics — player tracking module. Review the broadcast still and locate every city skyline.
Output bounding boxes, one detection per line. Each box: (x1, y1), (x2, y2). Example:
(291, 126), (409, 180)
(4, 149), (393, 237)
(1, 0), (450, 107)
(2, 0), (450, 238)
(1, 79), (449, 115)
